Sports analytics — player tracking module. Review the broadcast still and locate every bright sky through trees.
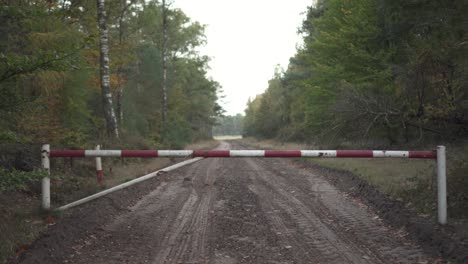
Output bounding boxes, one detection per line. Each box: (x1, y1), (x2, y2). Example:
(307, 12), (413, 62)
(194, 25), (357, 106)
(174, 0), (313, 115)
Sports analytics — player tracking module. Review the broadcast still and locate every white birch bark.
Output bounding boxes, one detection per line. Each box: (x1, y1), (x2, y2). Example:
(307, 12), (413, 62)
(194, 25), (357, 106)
(97, 0), (119, 138)
(161, 0), (168, 124)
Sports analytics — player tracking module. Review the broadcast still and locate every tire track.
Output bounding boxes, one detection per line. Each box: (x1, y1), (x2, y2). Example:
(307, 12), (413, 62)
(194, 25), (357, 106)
(242, 151), (436, 264)
(209, 158), (289, 263)
(245, 158), (374, 264)
(270, 158), (433, 263)
(52, 141), (439, 264)
(66, 173), (193, 264)
(152, 145), (225, 264)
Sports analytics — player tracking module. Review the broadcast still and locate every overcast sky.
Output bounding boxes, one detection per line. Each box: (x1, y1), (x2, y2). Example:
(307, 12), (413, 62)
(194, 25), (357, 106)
(173, 0), (313, 115)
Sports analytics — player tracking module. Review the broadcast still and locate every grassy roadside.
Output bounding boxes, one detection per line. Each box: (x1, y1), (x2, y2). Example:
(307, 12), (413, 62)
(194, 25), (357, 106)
(239, 137), (468, 229)
(0, 139), (219, 264)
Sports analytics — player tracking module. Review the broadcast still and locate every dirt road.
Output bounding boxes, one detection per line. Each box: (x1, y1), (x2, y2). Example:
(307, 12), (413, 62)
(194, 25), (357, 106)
(16, 141), (442, 263)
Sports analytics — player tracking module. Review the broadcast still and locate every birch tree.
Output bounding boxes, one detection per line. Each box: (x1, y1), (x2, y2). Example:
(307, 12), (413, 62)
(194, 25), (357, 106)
(97, 0), (119, 138)
(161, 0), (168, 125)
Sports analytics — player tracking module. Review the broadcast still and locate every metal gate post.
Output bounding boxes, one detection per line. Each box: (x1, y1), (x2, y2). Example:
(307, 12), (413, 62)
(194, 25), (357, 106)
(41, 144), (51, 210)
(437, 145), (447, 225)
(96, 145), (103, 185)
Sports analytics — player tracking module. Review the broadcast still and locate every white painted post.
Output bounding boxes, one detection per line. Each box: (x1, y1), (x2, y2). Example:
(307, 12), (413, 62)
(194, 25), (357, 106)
(41, 144), (51, 210)
(437, 146), (447, 225)
(95, 145), (103, 185)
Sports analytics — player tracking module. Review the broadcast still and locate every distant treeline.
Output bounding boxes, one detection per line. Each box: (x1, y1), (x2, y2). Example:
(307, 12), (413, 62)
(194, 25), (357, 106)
(244, 0), (467, 146)
(213, 114), (244, 136)
(0, 1), (222, 148)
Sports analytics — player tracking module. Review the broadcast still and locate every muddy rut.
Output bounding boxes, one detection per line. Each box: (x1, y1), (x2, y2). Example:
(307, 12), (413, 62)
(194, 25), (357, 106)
(16, 141), (443, 263)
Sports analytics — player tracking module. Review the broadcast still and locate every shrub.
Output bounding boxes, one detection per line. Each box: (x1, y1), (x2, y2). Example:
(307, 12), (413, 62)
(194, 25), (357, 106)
(0, 168), (48, 192)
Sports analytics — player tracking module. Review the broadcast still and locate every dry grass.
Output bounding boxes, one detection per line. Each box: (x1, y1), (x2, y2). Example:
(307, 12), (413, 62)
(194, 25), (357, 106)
(241, 137), (311, 150)
(185, 139), (220, 150)
(312, 158), (435, 197)
(241, 137), (434, 199)
(0, 193), (46, 263)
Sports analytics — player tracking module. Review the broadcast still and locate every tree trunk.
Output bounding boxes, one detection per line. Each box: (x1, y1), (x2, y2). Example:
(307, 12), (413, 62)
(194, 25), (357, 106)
(116, 0), (128, 126)
(116, 85), (124, 124)
(161, 0), (168, 125)
(97, 0), (119, 138)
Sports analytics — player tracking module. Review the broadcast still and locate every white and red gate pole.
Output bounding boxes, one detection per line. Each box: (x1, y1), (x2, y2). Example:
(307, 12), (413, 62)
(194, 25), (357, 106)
(41, 144), (51, 210)
(95, 145), (103, 185)
(437, 146), (447, 225)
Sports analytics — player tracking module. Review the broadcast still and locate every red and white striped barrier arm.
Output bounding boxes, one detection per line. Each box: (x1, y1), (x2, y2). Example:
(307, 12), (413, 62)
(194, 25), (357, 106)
(41, 145), (447, 225)
(49, 149), (436, 159)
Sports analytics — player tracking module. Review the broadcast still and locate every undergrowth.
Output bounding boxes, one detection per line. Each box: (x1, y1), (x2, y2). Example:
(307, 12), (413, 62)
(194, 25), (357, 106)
(0, 168), (48, 192)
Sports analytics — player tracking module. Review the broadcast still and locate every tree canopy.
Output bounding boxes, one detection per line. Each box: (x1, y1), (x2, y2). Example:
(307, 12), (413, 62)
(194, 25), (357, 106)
(0, 0), (223, 148)
(244, 0), (468, 145)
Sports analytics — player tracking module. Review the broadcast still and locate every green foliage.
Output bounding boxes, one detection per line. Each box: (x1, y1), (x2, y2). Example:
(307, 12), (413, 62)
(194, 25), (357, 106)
(244, 0), (468, 145)
(213, 114), (244, 136)
(0, 131), (21, 144)
(161, 113), (193, 149)
(0, 1), (222, 149)
(0, 168), (48, 192)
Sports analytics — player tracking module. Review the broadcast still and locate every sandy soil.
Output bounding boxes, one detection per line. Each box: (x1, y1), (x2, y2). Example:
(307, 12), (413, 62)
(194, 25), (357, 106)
(11, 141), (464, 263)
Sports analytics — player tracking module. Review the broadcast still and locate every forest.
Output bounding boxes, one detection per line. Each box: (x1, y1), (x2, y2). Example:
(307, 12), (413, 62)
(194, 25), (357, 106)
(212, 114), (244, 136)
(0, 0), (222, 150)
(242, 0), (467, 246)
(0, 2), (223, 257)
(244, 0), (467, 146)
(0, 1), (467, 262)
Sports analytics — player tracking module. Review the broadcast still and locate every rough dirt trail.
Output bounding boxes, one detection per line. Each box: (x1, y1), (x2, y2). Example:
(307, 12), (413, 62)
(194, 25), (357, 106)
(15, 141), (444, 264)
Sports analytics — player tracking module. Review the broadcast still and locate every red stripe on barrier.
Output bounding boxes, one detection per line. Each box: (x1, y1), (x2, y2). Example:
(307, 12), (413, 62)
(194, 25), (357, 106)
(121, 150), (158, 157)
(265, 150), (301, 157)
(409, 151), (436, 159)
(193, 150), (230, 157)
(50, 150), (85, 157)
(336, 150), (373, 158)
(97, 170), (103, 184)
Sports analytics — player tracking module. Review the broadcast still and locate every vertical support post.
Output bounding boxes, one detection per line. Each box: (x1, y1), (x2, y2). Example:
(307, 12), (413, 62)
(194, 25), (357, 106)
(41, 144), (51, 210)
(437, 145), (447, 225)
(96, 145), (103, 185)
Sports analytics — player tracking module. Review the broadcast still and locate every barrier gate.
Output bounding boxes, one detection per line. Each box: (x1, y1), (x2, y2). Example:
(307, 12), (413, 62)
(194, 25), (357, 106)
(40, 144), (447, 224)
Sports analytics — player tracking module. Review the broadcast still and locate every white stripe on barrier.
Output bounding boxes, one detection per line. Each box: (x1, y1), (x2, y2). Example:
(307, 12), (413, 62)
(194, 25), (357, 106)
(158, 150), (193, 157)
(230, 150), (265, 157)
(301, 150), (337, 157)
(372, 151), (409, 158)
(85, 150), (122, 157)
